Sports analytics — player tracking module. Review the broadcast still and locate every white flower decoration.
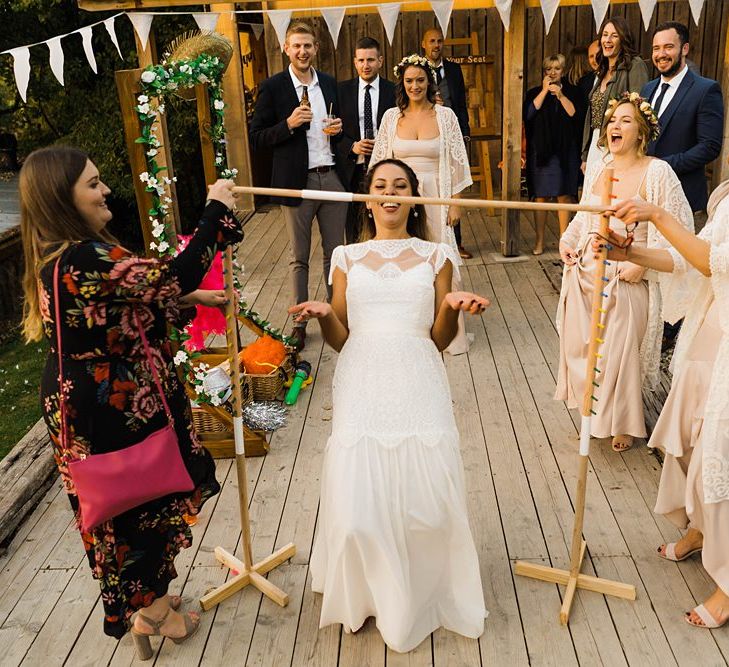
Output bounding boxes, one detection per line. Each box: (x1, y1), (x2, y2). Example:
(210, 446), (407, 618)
(141, 71), (157, 84)
(137, 94), (149, 104)
(147, 148), (158, 157)
(173, 350), (188, 366)
(157, 240), (170, 253)
(214, 100), (225, 110)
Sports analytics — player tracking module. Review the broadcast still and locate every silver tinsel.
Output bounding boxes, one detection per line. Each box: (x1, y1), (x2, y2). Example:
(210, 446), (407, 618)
(242, 401), (287, 431)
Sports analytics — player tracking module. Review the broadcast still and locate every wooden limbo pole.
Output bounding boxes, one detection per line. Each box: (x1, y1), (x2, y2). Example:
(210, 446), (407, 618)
(227, 180), (638, 624)
(199, 245), (296, 611)
(513, 168), (636, 623)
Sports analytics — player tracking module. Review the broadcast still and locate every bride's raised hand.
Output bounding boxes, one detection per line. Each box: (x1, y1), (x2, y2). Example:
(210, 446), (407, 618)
(445, 291), (490, 315)
(288, 301), (332, 325)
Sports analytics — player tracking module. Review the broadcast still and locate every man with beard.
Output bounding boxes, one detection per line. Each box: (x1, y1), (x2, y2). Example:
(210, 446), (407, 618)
(250, 21), (347, 351)
(336, 37), (396, 243)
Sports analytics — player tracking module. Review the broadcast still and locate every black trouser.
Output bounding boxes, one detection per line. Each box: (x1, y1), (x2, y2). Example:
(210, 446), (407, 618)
(345, 163), (367, 244)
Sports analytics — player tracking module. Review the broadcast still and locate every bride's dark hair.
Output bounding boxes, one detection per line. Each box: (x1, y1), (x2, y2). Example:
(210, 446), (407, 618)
(358, 159), (429, 241)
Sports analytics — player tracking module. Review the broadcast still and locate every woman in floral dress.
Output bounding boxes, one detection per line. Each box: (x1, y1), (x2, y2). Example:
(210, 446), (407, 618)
(20, 146), (241, 644)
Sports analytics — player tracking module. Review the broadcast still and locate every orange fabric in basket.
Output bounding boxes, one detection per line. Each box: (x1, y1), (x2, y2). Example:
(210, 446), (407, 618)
(240, 335), (287, 374)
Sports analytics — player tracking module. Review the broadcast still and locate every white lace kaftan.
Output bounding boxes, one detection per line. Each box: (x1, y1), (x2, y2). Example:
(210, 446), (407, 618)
(310, 238), (486, 653)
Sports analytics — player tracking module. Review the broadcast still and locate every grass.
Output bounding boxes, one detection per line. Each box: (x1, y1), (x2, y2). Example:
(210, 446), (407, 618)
(0, 334), (47, 461)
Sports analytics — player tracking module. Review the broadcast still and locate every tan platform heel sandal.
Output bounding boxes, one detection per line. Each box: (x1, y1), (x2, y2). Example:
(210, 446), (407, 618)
(130, 607), (201, 661)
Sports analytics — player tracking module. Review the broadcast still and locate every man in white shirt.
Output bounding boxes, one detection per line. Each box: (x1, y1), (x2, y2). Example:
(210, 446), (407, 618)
(250, 22), (348, 350)
(336, 37), (396, 242)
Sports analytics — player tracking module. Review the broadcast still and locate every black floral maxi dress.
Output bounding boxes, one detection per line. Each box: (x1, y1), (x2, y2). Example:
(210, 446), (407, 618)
(38, 200), (242, 639)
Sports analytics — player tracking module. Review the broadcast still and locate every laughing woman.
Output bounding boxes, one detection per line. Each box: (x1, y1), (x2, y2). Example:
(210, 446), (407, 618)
(556, 93), (693, 452)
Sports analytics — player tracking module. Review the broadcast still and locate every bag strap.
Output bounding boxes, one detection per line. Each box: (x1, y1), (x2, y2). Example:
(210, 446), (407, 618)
(53, 258), (174, 450)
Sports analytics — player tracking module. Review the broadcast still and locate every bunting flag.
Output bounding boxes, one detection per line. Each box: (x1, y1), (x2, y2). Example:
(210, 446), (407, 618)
(104, 16), (123, 59)
(47, 37), (65, 86)
(590, 0), (610, 31)
(494, 0), (513, 31)
(127, 12), (154, 51)
(688, 0), (705, 25)
(251, 23), (265, 40)
(193, 12), (220, 33)
(9, 47), (30, 102)
(79, 26), (97, 74)
(377, 3), (401, 46)
(638, 0), (657, 30)
(540, 0), (560, 33)
(320, 7), (346, 47)
(430, 0), (453, 36)
(267, 9), (292, 51)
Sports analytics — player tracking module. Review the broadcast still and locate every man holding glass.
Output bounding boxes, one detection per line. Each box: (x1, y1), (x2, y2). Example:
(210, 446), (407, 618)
(336, 37), (396, 243)
(250, 21), (347, 351)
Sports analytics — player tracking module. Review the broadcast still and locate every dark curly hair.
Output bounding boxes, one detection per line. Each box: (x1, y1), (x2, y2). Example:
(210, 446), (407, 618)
(596, 16), (640, 81)
(359, 159), (429, 241)
(394, 62), (438, 112)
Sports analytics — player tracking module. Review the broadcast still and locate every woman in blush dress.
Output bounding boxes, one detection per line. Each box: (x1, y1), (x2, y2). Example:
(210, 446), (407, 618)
(593, 178), (729, 629)
(556, 93), (693, 452)
(370, 54), (472, 354)
(291, 158), (488, 653)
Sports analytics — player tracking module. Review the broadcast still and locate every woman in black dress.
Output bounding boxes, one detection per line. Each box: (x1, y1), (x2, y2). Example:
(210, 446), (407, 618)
(20, 146), (241, 649)
(524, 54), (583, 254)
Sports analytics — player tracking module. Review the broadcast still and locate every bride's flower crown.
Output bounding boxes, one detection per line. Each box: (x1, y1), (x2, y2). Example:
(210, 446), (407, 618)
(605, 91), (660, 142)
(393, 53), (435, 79)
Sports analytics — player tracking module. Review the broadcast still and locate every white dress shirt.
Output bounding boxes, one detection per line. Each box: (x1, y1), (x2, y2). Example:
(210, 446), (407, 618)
(650, 64), (689, 117)
(288, 65), (334, 169)
(357, 76), (380, 164)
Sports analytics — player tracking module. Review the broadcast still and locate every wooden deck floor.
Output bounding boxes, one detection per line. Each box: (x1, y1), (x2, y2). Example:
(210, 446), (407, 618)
(1, 207), (727, 667)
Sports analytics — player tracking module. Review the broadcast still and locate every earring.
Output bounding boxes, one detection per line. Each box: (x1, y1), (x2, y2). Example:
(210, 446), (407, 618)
(413, 209), (419, 218)
(367, 209), (373, 218)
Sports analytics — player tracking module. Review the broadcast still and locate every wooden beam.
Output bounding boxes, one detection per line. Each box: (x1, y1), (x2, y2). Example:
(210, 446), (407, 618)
(500, 0), (525, 257)
(212, 4), (255, 213)
(717, 5), (729, 184)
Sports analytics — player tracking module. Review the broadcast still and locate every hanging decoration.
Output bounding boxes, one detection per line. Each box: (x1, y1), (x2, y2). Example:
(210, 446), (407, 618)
(193, 12), (220, 33)
(377, 3), (401, 46)
(47, 37), (65, 86)
(104, 15), (123, 59)
(128, 12), (154, 50)
(688, 0), (705, 25)
(430, 0), (454, 36)
(638, 0), (657, 30)
(494, 0), (513, 32)
(79, 26), (97, 74)
(590, 0), (610, 31)
(251, 23), (265, 40)
(267, 9), (293, 51)
(9, 47), (30, 103)
(320, 7), (347, 47)
(540, 0), (560, 33)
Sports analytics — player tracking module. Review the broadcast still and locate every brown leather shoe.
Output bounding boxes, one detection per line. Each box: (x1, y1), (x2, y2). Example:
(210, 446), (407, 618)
(289, 327), (306, 351)
(458, 246), (473, 259)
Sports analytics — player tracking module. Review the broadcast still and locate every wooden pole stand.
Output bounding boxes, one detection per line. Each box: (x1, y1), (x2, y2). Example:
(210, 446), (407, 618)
(513, 168), (636, 624)
(199, 246), (296, 611)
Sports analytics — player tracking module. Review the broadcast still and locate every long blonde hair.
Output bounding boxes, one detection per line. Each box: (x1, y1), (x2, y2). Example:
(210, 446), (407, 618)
(20, 146), (117, 341)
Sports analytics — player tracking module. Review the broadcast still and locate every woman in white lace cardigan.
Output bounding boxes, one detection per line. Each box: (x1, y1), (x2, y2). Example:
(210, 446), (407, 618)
(556, 95), (693, 452)
(593, 179), (729, 629)
(370, 55), (472, 354)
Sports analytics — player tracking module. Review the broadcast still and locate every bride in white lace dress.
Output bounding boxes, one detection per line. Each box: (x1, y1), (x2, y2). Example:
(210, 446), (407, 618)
(290, 159), (488, 652)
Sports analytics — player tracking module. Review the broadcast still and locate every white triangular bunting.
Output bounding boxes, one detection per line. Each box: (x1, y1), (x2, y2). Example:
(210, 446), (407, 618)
(638, 0), (657, 30)
(193, 12), (220, 33)
(540, 0), (560, 33)
(688, 0), (705, 25)
(267, 9), (292, 51)
(79, 26), (97, 74)
(494, 0), (513, 31)
(251, 23), (264, 40)
(430, 0), (453, 36)
(128, 13), (154, 51)
(591, 0), (610, 31)
(47, 37), (65, 86)
(104, 16), (122, 59)
(320, 7), (346, 47)
(377, 3), (401, 46)
(9, 47), (30, 102)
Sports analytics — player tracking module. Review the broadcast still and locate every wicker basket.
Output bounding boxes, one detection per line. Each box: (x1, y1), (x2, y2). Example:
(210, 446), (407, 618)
(247, 356), (294, 401)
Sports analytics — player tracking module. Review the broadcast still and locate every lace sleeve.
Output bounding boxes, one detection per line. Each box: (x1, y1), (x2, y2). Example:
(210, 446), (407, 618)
(328, 245), (348, 286)
(432, 243), (461, 283)
(443, 108), (473, 194)
(370, 108), (396, 169)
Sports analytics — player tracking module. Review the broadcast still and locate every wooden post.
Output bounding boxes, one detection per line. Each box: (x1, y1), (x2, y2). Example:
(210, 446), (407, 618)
(212, 4), (255, 213)
(195, 84), (219, 188)
(132, 24), (182, 237)
(500, 0), (525, 257)
(715, 6), (729, 186)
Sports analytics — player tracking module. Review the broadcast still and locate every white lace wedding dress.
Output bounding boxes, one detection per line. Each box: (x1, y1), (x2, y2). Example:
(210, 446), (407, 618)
(310, 238), (486, 653)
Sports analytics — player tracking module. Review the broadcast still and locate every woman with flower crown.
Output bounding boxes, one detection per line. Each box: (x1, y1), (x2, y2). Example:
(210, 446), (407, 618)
(370, 53), (472, 354)
(556, 94), (693, 452)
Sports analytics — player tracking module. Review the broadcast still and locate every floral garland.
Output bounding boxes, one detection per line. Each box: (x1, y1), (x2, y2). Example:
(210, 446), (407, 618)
(134, 53), (237, 258)
(393, 53), (436, 79)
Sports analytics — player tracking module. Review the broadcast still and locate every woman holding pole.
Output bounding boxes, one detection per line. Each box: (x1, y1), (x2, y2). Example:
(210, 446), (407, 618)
(556, 93), (693, 452)
(593, 180), (729, 629)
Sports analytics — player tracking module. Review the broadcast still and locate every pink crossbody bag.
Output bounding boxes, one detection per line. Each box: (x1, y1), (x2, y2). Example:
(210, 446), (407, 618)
(53, 258), (194, 532)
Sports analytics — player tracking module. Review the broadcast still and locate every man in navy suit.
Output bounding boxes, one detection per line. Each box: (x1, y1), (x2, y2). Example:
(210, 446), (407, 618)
(642, 21), (723, 216)
(336, 37), (396, 243)
(250, 21), (347, 350)
(422, 26), (473, 259)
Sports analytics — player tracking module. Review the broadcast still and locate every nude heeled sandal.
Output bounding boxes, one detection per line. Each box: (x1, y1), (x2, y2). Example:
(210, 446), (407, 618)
(130, 607), (201, 661)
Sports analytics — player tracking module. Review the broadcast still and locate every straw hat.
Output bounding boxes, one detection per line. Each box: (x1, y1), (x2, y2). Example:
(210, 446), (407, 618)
(166, 31), (234, 99)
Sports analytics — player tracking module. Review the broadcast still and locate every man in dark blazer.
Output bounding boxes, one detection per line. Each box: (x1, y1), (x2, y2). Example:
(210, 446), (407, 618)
(336, 36), (396, 243)
(422, 26), (472, 259)
(249, 21), (348, 350)
(642, 21), (723, 216)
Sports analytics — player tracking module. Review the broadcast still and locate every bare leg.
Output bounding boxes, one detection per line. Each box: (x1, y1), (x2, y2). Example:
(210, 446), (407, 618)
(557, 195), (573, 237)
(533, 197), (546, 255)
